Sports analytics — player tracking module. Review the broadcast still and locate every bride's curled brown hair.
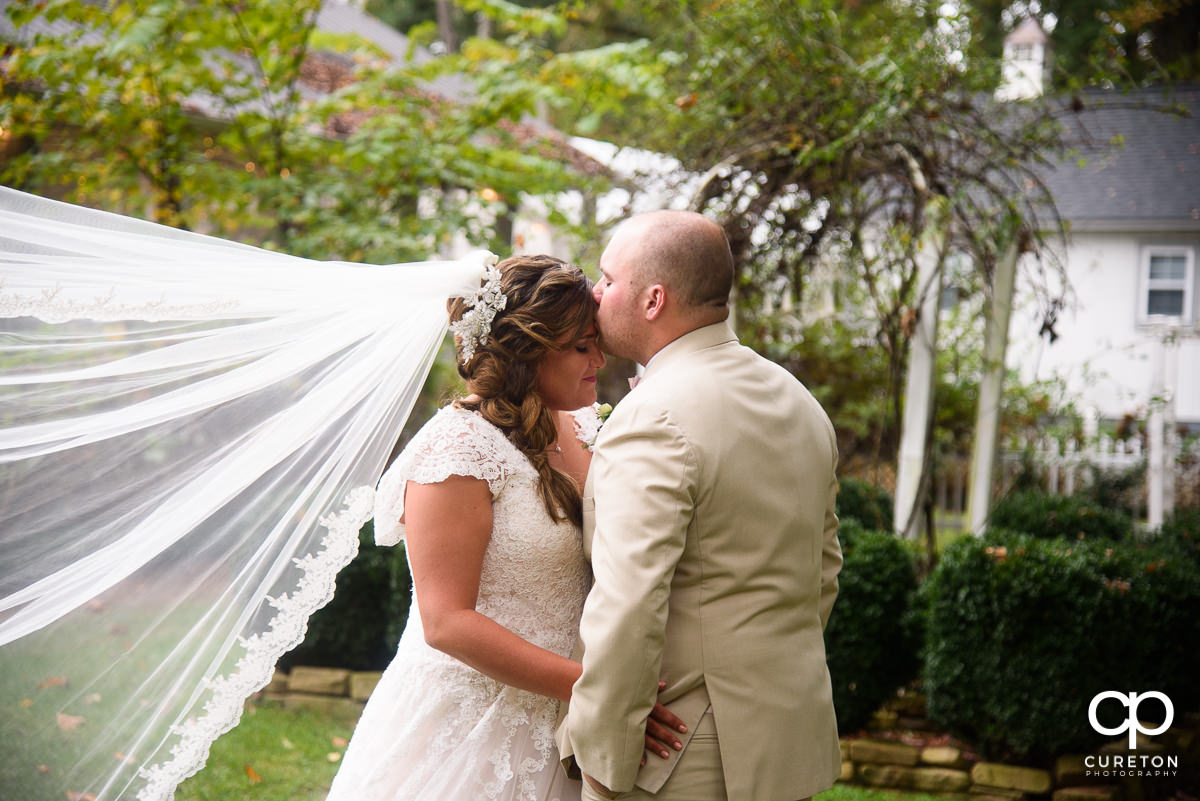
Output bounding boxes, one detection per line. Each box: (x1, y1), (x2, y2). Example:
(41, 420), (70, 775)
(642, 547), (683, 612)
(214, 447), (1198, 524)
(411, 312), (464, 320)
(449, 254), (595, 525)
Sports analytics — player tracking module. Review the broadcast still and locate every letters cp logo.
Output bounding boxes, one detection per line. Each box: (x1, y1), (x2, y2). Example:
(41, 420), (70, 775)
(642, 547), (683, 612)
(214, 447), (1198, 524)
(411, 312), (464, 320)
(1088, 691), (1174, 749)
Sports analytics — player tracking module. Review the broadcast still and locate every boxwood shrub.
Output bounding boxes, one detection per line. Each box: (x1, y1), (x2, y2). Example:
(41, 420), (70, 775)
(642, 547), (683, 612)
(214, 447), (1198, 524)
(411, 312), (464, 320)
(836, 478), (894, 531)
(280, 520), (413, 671)
(1158, 507), (1200, 563)
(920, 529), (1200, 761)
(988, 490), (1132, 542)
(824, 519), (922, 733)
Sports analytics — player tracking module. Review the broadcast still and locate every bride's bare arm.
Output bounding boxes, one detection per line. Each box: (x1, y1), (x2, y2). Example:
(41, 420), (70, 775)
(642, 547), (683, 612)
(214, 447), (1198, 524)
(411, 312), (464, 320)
(404, 474), (581, 702)
(403, 474), (688, 756)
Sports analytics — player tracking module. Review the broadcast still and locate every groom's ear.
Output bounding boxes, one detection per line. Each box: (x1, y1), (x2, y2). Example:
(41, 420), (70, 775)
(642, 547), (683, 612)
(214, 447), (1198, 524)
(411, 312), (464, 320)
(643, 284), (667, 321)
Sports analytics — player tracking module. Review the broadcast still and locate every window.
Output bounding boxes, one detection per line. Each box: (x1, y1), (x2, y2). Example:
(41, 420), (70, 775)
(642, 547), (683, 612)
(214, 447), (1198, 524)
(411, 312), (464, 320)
(1139, 246), (1195, 325)
(1009, 42), (1034, 61)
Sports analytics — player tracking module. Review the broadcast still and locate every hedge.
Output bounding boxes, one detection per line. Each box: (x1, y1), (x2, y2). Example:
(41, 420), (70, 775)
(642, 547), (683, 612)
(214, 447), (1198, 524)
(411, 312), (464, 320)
(836, 478), (894, 532)
(279, 520), (413, 672)
(920, 529), (1200, 761)
(824, 519), (922, 733)
(988, 489), (1133, 542)
(1158, 507), (1200, 562)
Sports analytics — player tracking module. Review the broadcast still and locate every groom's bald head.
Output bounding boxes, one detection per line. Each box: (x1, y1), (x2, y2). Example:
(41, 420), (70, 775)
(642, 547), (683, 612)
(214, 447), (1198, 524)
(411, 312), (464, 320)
(610, 210), (733, 317)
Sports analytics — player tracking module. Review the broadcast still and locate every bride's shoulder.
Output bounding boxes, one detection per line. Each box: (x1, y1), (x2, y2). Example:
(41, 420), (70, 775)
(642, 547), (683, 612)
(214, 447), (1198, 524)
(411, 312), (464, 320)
(417, 403), (494, 440)
(400, 403), (512, 465)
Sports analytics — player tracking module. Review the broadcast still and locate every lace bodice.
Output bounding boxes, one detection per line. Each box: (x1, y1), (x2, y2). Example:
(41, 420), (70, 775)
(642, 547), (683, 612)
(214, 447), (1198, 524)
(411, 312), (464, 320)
(335, 406), (589, 800)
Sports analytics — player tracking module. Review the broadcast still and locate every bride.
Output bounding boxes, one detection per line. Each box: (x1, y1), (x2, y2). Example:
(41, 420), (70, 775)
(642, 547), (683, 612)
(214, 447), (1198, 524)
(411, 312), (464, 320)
(329, 254), (682, 801)
(0, 189), (680, 801)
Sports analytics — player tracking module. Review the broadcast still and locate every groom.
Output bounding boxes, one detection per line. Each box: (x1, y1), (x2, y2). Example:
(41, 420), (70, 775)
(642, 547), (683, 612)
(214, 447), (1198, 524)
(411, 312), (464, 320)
(559, 210), (843, 801)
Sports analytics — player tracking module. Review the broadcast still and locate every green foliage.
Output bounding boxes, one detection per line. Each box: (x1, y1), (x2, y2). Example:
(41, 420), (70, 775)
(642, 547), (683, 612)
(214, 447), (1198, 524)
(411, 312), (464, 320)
(2, 0), (601, 261)
(3, 0), (322, 230)
(836, 478), (894, 532)
(280, 520), (413, 671)
(1155, 507), (1200, 566)
(921, 530), (1200, 760)
(989, 490), (1133, 542)
(552, 0), (1071, 337)
(762, 309), (1077, 473)
(1077, 461), (1147, 519)
(825, 520), (922, 733)
(815, 787), (946, 801)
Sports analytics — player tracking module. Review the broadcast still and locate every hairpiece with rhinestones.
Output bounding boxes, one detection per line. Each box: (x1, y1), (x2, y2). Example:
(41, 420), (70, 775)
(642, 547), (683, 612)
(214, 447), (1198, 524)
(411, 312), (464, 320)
(450, 256), (507, 364)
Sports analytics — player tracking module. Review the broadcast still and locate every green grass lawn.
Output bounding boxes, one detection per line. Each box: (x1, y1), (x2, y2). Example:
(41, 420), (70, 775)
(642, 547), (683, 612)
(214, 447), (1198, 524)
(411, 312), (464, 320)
(176, 699), (361, 801)
(172, 699), (959, 801)
(817, 785), (958, 801)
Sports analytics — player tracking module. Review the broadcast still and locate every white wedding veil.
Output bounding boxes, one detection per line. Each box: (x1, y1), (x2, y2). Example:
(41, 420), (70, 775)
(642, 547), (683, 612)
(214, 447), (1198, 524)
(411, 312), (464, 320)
(0, 186), (489, 801)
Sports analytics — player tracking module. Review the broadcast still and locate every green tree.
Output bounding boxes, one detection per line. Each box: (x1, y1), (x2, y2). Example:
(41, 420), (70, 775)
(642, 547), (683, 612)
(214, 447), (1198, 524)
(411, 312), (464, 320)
(1, 0), (604, 261)
(512, 0), (1072, 460)
(2, 0), (325, 241)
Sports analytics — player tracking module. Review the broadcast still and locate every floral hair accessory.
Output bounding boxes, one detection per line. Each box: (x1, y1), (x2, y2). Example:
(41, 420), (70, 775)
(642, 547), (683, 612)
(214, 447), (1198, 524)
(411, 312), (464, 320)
(450, 254), (507, 365)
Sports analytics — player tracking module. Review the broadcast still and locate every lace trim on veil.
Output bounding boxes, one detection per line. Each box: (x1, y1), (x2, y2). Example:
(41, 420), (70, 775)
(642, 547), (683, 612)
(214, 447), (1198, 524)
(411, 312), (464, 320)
(0, 283), (242, 323)
(135, 486), (375, 801)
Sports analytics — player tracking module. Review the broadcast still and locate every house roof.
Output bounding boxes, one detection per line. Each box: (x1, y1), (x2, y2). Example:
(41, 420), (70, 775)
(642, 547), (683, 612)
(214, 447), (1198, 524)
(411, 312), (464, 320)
(1040, 85), (1200, 229)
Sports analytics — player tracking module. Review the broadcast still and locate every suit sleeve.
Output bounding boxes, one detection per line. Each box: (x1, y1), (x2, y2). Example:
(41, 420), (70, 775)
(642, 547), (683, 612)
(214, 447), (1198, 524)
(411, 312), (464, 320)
(565, 402), (696, 791)
(816, 472), (844, 628)
(819, 433), (842, 629)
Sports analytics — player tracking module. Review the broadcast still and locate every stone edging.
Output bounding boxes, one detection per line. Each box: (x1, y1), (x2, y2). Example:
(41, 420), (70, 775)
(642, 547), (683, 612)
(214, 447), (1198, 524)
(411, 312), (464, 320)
(840, 717), (1199, 801)
(261, 666), (382, 705)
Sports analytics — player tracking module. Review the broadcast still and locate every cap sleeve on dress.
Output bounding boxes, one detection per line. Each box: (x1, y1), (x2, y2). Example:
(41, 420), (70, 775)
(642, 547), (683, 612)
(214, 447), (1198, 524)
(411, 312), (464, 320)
(372, 406), (520, 546)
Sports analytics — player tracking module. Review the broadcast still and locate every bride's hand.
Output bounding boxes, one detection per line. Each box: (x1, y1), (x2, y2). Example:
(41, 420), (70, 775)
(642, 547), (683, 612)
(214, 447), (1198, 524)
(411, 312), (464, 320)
(643, 681), (687, 762)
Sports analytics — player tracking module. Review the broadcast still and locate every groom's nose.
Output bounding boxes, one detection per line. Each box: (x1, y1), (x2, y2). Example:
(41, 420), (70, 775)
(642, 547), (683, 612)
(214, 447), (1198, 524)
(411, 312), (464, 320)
(592, 282), (604, 303)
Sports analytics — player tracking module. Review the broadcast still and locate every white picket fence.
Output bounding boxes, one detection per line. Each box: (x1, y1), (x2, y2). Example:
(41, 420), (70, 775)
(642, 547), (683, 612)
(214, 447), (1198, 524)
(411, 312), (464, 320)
(931, 435), (1198, 522)
(999, 434), (1147, 496)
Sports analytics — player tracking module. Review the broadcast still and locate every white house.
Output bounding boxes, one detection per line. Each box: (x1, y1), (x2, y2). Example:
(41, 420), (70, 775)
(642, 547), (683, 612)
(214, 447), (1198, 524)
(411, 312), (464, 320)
(1004, 82), (1200, 431)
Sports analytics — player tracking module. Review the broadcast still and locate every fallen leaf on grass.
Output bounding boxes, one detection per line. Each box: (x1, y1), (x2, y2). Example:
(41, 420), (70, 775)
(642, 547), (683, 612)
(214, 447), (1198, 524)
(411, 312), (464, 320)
(83, 694), (102, 705)
(114, 752), (135, 765)
(331, 736), (348, 748)
(57, 713), (86, 732)
(244, 765), (263, 785)
(38, 676), (68, 689)
(19, 698), (33, 708)
(85, 599), (107, 612)
(326, 752), (342, 763)
(66, 792), (97, 800)
(280, 737), (295, 750)
(37, 764), (50, 774)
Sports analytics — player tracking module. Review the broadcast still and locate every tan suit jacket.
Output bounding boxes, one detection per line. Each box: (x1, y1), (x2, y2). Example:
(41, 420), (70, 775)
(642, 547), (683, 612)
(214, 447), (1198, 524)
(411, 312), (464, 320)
(559, 321), (843, 801)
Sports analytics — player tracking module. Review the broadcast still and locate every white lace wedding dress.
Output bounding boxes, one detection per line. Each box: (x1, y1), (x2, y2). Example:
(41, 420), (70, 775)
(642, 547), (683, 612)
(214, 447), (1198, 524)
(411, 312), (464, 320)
(326, 405), (591, 801)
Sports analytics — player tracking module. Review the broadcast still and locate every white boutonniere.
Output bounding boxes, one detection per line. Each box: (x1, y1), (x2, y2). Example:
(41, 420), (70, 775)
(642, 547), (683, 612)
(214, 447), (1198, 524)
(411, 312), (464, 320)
(574, 401), (613, 452)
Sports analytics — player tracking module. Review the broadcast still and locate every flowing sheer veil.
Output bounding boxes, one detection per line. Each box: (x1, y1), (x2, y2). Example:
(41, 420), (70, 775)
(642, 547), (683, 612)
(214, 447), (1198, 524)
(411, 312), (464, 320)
(0, 186), (490, 801)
